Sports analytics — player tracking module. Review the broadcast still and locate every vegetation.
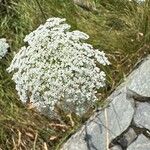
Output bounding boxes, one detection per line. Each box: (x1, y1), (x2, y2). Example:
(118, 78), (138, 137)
(0, 0), (150, 149)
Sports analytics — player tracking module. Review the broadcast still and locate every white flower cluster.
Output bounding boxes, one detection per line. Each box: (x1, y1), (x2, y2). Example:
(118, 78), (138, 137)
(0, 38), (9, 59)
(7, 18), (110, 115)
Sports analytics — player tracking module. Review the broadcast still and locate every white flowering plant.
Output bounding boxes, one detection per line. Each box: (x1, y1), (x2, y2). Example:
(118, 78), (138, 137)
(0, 38), (9, 59)
(7, 18), (110, 116)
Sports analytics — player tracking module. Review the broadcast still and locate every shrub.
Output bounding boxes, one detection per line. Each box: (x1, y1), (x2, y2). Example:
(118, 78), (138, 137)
(0, 38), (9, 59)
(7, 18), (110, 116)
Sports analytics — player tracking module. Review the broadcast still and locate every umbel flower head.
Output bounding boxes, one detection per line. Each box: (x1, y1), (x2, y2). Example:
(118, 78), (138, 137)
(7, 18), (110, 115)
(0, 38), (9, 59)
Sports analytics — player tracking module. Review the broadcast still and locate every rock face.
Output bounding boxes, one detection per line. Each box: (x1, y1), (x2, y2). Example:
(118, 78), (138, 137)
(106, 88), (134, 139)
(127, 56), (150, 97)
(127, 134), (150, 150)
(62, 87), (135, 150)
(62, 55), (150, 150)
(110, 145), (122, 150)
(134, 102), (150, 130)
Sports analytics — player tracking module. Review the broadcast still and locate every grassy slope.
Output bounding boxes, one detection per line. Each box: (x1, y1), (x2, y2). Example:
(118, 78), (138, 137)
(0, 0), (150, 149)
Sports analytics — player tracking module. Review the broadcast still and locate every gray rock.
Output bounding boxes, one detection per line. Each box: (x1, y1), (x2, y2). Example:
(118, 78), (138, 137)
(111, 127), (137, 148)
(126, 57), (150, 97)
(62, 112), (108, 150)
(62, 88), (134, 150)
(134, 102), (150, 130)
(110, 145), (122, 150)
(126, 88), (150, 103)
(62, 113), (107, 150)
(106, 88), (134, 140)
(122, 128), (137, 146)
(127, 134), (150, 150)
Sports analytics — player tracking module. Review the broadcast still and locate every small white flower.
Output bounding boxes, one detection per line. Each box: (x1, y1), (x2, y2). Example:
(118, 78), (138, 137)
(7, 17), (110, 116)
(0, 38), (9, 59)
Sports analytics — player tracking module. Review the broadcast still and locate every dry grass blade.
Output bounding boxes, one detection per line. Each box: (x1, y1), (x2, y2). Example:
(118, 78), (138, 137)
(17, 130), (21, 147)
(12, 136), (17, 150)
(25, 132), (34, 139)
(49, 123), (68, 129)
(49, 136), (58, 141)
(33, 132), (38, 150)
(67, 113), (75, 127)
(43, 142), (48, 150)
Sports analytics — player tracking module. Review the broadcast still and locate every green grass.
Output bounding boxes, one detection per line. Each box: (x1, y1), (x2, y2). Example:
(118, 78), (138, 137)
(0, 0), (150, 149)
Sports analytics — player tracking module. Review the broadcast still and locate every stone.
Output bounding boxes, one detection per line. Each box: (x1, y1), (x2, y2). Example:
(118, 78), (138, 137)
(134, 102), (150, 130)
(127, 134), (150, 150)
(126, 57), (150, 97)
(120, 128), (137, 147)
(126, 88), (150, 103)
(110, 145), (122, 150)
(62, 112), (108, 150)
(62, 88), (134, 150)
(111, 128), (137, 149)
(107, 88), (134, 139)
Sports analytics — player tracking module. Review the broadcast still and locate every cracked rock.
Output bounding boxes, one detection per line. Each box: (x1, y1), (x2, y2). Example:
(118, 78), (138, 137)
(122, 127), (137, 146)
(107, 88), (134, 139)
(134, 102), (150, 130)
(127, 134), (150, 150)
(127, 57), (150, 97)
(110, 127), (137, 149)
(62, 88), (134, 150)
(110, 145), (122, 150)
